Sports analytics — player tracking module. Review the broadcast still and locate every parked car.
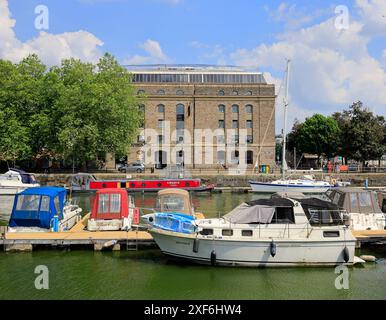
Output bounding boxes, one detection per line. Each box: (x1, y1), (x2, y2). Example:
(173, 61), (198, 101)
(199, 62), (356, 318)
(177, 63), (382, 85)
(118, 162), (145, 173)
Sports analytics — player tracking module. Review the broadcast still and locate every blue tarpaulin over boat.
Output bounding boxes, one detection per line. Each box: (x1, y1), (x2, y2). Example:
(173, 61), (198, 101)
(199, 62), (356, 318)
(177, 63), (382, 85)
(9, 187), (67, 229)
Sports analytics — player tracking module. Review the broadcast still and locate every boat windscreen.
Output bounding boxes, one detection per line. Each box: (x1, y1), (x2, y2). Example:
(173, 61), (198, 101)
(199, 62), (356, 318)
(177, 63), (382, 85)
(298, 198), (343, 225)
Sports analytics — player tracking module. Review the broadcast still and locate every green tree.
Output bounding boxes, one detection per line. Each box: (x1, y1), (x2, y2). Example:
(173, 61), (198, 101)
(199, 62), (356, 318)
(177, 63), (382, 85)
(0, 109), (31, 166)
(290, 114), (341, 166)
(335, 101), (386, 165)
(54, 53), (142, 168)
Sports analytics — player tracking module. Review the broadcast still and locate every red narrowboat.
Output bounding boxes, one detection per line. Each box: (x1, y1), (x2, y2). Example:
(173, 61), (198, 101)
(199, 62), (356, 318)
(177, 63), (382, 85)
(67, 173), (214, 192)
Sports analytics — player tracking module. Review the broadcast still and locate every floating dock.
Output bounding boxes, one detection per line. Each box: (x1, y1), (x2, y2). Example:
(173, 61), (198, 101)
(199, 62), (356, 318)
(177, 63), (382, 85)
(0, 214), (155, 252)
(352, 230), (386, 247)
(2, 214), (386, 252)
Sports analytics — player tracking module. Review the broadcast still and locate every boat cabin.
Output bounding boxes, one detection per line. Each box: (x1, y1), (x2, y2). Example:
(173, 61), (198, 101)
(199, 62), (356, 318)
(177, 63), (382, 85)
(87, 188), (136, 231)
(326, 188), (385, 230)
(9, 187), (67, 230)
(377, 191), (386, 213)
(156, 189), (194, 216)
(223, 197), (344, 226)
(2, 168), (38, 185)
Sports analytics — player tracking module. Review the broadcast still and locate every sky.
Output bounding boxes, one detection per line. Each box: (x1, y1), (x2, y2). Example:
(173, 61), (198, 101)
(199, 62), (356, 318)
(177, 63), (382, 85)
(1, 0), (386, 131)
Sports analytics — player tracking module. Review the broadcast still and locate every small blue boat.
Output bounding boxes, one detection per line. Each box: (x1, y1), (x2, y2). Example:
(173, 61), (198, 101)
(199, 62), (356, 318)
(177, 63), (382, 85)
(143, 212), (197, 234)
(8, 187), (82, 232)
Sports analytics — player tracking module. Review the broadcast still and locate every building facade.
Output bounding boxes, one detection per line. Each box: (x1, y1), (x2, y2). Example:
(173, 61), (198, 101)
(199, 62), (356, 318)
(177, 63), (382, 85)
(128, 66), (276, 170)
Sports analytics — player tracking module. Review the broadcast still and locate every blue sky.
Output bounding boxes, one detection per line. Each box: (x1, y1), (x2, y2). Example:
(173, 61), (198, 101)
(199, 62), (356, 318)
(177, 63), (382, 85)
(2, 0), (386, 128)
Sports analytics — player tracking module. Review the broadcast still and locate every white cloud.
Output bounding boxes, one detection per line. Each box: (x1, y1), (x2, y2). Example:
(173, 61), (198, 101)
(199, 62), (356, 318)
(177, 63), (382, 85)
(356, 0), (386, 36)
(0, 0), (103, 65)
(230, 9), (386, 129)
(124, 39), (170, 65)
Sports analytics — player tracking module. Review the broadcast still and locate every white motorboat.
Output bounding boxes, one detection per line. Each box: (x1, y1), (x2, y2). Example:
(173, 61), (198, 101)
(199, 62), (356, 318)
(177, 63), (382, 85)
(149, 197), (356, 267)
(0, 168), (40, 195)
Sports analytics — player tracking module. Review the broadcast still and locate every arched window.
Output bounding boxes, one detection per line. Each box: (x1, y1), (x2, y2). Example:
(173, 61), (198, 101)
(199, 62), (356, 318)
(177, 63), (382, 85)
(218, 105), (225, 113)
(137, 90), (145, 95)
(218, 90), (225, 96)
(245, 105), (253, 113)
(176, 89), (184, 95)
(176, 104), (185, 115)
(232, 105), (239, 113)
(157, 104), (165, 113)
(232, 90), (239, 96)
(157, 89), (165, 95)
(245, 90), (253, 96)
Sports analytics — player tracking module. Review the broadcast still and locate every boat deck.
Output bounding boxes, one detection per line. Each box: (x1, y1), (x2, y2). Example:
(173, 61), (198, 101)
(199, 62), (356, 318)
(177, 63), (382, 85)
(0, 214), (155, 251)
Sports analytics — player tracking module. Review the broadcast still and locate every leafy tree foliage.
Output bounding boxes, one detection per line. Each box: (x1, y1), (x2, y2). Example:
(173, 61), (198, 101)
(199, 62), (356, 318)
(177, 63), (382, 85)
(0, 53), (143, 169)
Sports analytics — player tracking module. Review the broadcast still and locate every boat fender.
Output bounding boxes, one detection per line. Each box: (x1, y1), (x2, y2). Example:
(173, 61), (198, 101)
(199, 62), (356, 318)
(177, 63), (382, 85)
(359, 255), (376, 263)
(193, 238), (199, 253)
(270, 240), (277, 257)
(343, 246), (350, 263)
(210, 250), (216, 266)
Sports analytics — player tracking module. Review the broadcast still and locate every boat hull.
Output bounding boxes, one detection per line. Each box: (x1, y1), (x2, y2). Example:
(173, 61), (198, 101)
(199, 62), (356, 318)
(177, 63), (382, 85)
(249, 181), (331, 194)
(149, 229), (356, 267)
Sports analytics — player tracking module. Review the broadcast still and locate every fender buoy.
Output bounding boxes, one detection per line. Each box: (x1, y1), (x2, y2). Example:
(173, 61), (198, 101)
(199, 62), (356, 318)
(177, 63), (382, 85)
(193, 238), (199, 253)
(270, 240), (277, 257)
(343, 246), (350, 263)
(210, 250), (216, 266)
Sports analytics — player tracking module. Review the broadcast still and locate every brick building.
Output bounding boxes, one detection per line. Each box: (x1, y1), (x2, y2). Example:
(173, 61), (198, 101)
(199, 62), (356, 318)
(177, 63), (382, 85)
(127, 65), (276, 170)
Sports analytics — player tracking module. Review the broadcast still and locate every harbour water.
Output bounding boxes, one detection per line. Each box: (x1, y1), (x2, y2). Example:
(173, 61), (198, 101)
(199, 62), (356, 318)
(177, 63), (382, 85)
(1, 192), (386, 300)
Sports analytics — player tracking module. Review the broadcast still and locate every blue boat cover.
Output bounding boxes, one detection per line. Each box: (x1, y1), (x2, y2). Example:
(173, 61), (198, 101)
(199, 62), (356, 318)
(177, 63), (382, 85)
(9, 187), (67, 229)
(153, 212), (197, 234)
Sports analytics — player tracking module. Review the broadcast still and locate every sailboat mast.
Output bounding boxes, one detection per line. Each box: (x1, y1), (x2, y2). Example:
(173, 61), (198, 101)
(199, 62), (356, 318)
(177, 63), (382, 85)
(282, 59), (290, 180)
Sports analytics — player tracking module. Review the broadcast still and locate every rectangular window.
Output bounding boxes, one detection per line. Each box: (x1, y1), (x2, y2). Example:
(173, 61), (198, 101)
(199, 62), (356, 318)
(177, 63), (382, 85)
(246, 120), (252, 128)
(222, 229), (233, 236)
(200, 229), (213, 236)
(232, 120), (239, 128)
(158, 135), (164, 144)
(323, 231), (340, 238)
(242, 230), (253, 237)
(110, 194), (121, 213)
(232, 135), (239, 144)
(218, 120), (225, 128)
(246, 135), (253, 143)
(40, 196), (50, 212)
(16, 195), (40, 211)
(157, 119), (164, 128)
(98, 194), (109, 214)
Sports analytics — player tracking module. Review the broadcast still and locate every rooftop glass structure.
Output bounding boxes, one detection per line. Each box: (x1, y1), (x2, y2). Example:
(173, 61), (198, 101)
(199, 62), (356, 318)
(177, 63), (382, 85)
(126, 65), (266, 84)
